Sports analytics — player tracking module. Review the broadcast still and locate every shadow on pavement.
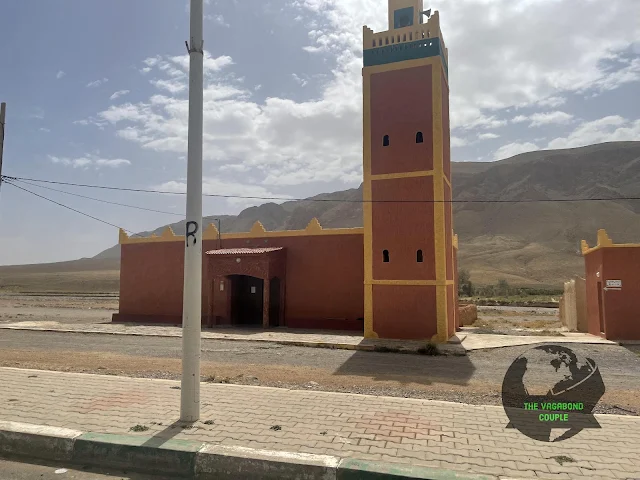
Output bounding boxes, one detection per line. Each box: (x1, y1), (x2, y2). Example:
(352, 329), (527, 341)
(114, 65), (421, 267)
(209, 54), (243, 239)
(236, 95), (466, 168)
(332, 350), (476, 386)
(140, 420), (197, 447)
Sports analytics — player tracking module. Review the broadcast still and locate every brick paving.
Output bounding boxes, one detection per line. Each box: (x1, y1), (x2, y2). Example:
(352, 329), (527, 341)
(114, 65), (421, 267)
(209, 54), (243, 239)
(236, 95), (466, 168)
(1, 367), (639, 479)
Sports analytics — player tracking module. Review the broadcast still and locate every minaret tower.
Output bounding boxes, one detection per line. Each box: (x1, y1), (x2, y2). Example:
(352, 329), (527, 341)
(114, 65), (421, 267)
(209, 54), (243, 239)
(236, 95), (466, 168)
(362, 0), (454, 341)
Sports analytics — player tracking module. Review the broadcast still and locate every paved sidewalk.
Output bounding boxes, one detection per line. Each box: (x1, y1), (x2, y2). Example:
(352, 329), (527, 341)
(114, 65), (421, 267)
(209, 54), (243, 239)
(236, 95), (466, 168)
(0, 321), (615, 352)
(1, 367), (639, 479)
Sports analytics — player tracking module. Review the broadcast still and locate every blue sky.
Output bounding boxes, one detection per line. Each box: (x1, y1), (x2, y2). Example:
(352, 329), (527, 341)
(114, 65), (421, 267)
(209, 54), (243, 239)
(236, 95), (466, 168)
(1, 0), (639, 265)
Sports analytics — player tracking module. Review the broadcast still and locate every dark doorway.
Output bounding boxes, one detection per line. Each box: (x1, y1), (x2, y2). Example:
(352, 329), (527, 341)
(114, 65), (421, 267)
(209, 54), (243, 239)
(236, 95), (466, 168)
(229, 275), (264, 326)
(269, 277), (281, 327)
(597, 281), (605, 334)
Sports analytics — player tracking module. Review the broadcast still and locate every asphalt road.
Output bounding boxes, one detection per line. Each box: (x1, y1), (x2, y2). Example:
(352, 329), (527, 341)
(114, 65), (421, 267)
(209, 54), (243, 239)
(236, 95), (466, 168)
(0, 457), (163, 480)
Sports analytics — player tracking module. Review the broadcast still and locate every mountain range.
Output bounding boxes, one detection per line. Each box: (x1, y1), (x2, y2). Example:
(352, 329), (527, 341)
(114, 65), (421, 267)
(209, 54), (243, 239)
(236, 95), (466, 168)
(89, 141), (640, 286)
(1, 141), (638, 289)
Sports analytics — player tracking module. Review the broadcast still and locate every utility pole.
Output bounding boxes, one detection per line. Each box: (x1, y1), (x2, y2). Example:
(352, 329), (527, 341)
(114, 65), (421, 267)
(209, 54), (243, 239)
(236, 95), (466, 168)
(0, 103), (6, 190)
(215, 218), (222, 249)
(181, 0), (204, 422)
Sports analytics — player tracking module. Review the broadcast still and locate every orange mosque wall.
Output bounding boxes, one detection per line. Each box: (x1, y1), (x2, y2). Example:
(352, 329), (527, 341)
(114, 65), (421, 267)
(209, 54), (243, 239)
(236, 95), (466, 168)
(372, 285), (438, 339)
(115, 226), (365, 331)
(371, 176), (436, 281)
(582, 230), (640, 340)
(369, 64), (434, 175)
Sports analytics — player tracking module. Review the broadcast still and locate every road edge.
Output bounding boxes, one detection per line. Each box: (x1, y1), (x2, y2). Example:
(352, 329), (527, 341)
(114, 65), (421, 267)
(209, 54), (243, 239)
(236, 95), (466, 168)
(0, 421), (498, 479)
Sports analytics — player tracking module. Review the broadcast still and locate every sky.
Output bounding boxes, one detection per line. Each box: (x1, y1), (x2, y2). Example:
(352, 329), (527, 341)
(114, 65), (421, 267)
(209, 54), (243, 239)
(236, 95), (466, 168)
(0, 0), (639, 265)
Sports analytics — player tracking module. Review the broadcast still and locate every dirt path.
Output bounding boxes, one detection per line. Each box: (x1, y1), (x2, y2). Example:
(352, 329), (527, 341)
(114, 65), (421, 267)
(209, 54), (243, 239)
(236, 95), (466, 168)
(0, 330), (638, 416)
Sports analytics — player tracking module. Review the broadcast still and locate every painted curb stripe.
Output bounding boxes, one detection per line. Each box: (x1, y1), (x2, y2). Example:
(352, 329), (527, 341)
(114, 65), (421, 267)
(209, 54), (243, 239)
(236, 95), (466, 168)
(0, 424), (498, 480)
(72, 432), (204, 477)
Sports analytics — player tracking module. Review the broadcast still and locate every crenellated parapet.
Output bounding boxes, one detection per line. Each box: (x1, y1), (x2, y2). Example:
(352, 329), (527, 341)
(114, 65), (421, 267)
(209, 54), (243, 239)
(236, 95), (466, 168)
(581, 229), (640, 255)
(118, 218), (363, 245)
(364, 10), (446, 55)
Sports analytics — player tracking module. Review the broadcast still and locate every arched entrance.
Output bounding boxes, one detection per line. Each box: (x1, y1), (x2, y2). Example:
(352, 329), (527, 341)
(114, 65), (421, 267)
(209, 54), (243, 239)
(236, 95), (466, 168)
(206, 247), (286, 328)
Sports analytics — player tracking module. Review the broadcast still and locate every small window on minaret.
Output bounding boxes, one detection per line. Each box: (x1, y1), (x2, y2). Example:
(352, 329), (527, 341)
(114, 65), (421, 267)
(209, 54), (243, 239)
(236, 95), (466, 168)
(416, 132), (424, 143)
(383, 250), (390, 263)
(383, 135), (390, 147)
(417, 250), (424, 263)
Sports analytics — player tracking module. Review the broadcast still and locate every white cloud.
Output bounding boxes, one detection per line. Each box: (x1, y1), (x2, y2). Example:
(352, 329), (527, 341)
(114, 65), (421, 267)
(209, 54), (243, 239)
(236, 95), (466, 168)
(56, 70), (66, 79)
(451, 136), (468, 147)
(209, 14), (229, 27)
(494, 142), (539, 160)
(140, 67), (152, 75)
(109, 90), (130, 101)
(537, 96), (566, 108)
(516, 111), (575, 128)
(86, 78), (109, 88)
(547, 116), (640, 149)
(478, 132), (499, 140)
(86, 0), (640, 195)
(289, 0), (640, 131)
(292, 74), (309, 87)
(155, 178), (294, 209)
(150, 79), (186, 94)
(39, 127), (51, 133)
(48, 154), (131, 169)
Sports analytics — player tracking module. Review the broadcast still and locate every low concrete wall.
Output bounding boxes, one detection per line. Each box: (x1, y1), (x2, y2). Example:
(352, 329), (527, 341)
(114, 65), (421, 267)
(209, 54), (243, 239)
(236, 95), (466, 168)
(560, 276), (587, 332)
(575, 276), (588, 333)
(458, 304), (477, 326)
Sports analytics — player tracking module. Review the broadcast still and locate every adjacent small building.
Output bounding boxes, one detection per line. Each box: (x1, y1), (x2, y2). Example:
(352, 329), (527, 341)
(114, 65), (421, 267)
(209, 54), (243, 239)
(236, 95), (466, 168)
(113, 0), (459, 342)
(581, 229), (640, 340)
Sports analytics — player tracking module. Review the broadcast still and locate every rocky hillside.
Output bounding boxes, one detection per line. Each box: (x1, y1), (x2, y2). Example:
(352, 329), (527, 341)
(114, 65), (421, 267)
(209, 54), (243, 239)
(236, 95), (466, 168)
(93, 141), (640, 286)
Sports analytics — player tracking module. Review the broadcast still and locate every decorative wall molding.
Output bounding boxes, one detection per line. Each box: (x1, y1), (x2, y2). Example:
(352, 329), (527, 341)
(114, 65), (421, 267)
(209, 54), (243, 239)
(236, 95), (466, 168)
(119, 218), (364, 245)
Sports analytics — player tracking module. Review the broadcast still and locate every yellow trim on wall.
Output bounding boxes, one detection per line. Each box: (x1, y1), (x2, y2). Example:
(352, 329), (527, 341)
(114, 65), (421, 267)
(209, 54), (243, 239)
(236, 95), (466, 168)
(582, 228), (640, 255)
(362, 67), (375, 339)
(119, 218), (364, 245)
(443, 175), (451, 189)
(431, 60), (448, 343)
(371, 170), (435, 181)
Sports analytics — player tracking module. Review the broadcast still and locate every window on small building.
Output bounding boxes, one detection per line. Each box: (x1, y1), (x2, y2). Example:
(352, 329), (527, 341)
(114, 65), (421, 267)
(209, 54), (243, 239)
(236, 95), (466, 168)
(383, 250), (390, 263)
(383, 135), (390, 147)
(416, 131), (424, 143)
(417, 250), (424, 263)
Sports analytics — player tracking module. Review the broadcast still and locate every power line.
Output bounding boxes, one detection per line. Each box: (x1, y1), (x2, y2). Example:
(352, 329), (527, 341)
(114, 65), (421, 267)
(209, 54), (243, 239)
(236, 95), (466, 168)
(11, 177), (184, 217)
(3, 180), (134, 233)
(2, 174), (640, 204)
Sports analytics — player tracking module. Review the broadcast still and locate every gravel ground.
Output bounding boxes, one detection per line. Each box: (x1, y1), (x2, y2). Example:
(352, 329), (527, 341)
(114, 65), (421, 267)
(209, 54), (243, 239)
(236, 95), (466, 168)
(1, 295), (637, 416)
(0, 330), (638, 416)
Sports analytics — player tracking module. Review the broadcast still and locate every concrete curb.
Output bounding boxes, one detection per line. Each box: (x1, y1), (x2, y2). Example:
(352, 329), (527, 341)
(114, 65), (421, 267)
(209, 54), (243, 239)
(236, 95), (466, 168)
(0, 422), (497, 480)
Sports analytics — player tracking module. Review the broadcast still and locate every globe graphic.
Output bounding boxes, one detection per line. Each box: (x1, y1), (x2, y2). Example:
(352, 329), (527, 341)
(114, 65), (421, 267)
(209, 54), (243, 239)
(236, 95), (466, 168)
(501, 345), (605, 442)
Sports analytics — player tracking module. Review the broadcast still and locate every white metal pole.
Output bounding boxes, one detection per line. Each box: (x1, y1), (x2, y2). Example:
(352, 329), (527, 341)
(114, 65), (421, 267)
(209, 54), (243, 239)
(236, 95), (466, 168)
(181, 0), (204, 422)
